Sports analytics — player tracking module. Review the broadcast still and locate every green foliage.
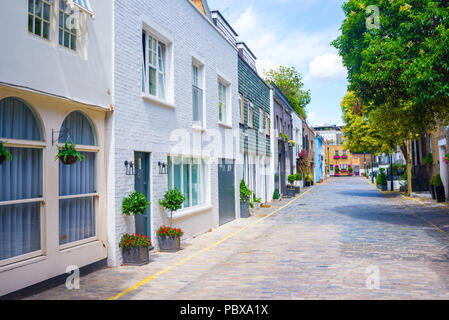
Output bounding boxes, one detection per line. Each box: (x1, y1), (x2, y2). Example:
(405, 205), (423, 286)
(273, 189), (280, 200)
(335, 166), (340, 173)
(295, 173), (302, 181)
(157, 226), (184, 238)
(423, 153), (433, 165)
(159, 188), (186, 212)
(431, 174), (443, 187)
(55, 141), (86, 163)
(376, 168), (387, 186)
(348, 166), (354, 173)
(250, 193), (262, 209)
(264, 66), (311, 119)
(119, 233), (152, 248)
(333, 0), (449, 149)
(122, 191), (150, 216)
(0, 141), (12, 162)
(288, 174), (296, 184)
(305, 172), (313, 182)
(279, 132), (289, 142)
(240, 179), (252, 202)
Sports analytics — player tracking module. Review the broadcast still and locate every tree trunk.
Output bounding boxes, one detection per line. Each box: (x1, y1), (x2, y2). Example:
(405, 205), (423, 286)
(405, 140), (413, 196)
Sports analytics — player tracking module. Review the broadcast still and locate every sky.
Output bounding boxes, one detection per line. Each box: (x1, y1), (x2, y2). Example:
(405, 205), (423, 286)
(207, 0), (348, 126)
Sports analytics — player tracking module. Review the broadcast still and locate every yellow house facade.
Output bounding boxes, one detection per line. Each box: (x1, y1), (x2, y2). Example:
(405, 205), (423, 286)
(326, 145), (359, 176)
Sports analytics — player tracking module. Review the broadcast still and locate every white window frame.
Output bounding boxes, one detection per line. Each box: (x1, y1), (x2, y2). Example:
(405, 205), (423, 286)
(259, 108), (264, 133)
(58, 0), (79, 51)
(239, 93), (244, 124)
(28, 0), (52, 40)
(142, 30), (167, 100)
(167, 156), (207, 210)
(247, 100), (254, 128)
(192, 59), (205, 128)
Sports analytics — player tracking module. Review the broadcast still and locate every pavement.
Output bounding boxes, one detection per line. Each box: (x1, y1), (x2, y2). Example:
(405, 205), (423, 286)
(25, 177), (449, 299)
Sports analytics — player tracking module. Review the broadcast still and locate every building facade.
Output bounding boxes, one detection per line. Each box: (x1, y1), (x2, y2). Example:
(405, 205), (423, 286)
(108, 0), (239, 266)
(237, 43), (273, 204)
(302, 121), (315, 181)
(314, 135), (325, 183)
(0, 0), (112, 296)
(272, 84), (294, 196)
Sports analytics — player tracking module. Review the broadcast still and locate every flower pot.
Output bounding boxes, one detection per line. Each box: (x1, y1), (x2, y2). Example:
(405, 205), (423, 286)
(240, 200), (250, 218)
(158, 235), (181, 252)
(294, 186), (300, 194)
(286, 186), (295, 198)
(122, 245), (152, 266)
(305, 181), (311, 187)
(435, 186), (445, 203)
(0, 154), (6, 164)
(430, 185), (436, 200)
(377, 184), (387, 191)
(59, 155), (78, 165)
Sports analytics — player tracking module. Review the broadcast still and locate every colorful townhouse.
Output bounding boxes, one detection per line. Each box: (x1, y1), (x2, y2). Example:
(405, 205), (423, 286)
(302, 121), (316, 181)
(271, 83), (294, 196)
(237, 42), (273, 204)
(292, 111), (304, 187)
(314, 135), (325, 183)
(0, 0), (112, 296)
(108, 0), (239, 266)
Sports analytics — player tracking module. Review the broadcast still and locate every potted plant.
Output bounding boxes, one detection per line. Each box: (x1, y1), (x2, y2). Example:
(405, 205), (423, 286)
(376, 169), (387, 191)
(433, 174), (445, 203)
(423, 153), (433, 165)
(333, 155), (340, 159)
(156, 226), (184, 252)
(286, 174), (296, 197)
(273, 188), (280, 201)
(348, 166), (354, 176)
(294, 173), (302, 194)
(158, 188), (186, 251)
(334, 166), (340, 177)
(119, 233), (153, 266)
(55, 141), (86, 165)
(443, 153), (449, 165)
(240, 179), (252, 218)
(250, 193), (262, 209)
(0, 141), (12, 164)
(430, 175), (436, 200)
(122, 190), (151, 216)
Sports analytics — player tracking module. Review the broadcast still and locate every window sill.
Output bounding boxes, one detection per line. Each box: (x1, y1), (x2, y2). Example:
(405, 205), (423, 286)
(0, 253), (46, 273)
(218, 121), (233, 129)
(171, 204), (213, 221)
(192, 124), (206, 132)
(142, 94), (175, 110)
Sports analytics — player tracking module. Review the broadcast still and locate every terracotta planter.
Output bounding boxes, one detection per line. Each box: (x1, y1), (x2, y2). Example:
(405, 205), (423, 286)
(59, 155), (78, 165)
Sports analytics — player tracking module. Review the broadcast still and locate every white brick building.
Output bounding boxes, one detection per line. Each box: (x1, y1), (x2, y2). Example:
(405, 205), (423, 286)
(108, 0), (240, 266)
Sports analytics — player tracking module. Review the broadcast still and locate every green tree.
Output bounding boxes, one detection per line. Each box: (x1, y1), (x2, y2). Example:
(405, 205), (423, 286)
(263, 66), (311, 118)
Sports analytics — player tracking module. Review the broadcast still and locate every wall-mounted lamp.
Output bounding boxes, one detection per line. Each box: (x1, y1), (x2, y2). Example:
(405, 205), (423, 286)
(124, 160), (140, 176)
(158, 161), (168, 174)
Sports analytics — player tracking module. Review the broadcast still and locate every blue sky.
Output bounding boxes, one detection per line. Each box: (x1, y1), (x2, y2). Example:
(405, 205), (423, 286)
(207, 0), (347, 126)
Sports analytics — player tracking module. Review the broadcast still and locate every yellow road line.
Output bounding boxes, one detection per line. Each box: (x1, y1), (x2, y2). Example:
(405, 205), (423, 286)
(108, 186), (317, 300)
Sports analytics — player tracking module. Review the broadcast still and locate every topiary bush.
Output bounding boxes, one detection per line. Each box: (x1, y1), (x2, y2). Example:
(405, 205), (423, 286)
(159, 188), (186, 226)
(122, 191), (150, 216)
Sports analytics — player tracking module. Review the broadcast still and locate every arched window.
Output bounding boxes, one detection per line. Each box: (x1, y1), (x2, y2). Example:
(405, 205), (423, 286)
(0, 97), (44, 262)
(58, 111), (97, 246)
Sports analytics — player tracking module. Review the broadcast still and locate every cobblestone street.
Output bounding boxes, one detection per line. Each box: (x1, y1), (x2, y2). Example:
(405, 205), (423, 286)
(28, 177), (449, 300)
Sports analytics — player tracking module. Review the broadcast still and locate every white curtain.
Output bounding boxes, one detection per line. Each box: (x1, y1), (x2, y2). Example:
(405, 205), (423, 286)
(58, 111), (97, 245)
(0, 97), (43, 261)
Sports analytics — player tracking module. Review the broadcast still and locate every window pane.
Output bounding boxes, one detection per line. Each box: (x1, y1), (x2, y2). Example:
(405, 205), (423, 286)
(0, 202), (41, 261)
(59, 196), (95, 245)
(200, 159), (206, 204)
(158, 72), (165, 99)
(35, 0), (42, 17)
(28, 14), (34, 33)
(34, 17), (42, 36)
(64, 31), (70, 47)
(59, 152), (96, 196)
(59, 111), (97, 146)
(149, 67), (157, 96)
(173, 157), (182, 192)
(0, 148), (42, 202)
(43, 22), (50, 39)
(183, 158), (190, 208)
(191, 162), (199, 206)
(70, 33), (76, 50)
(59, 12), (64, 28)
(29, 0), (34, 14)
(59, 29), (63, 45)
(43, 3), (50, 21)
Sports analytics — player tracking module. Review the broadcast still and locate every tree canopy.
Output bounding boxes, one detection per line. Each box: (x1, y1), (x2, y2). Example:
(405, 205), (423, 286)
(263, 66), (311, 119)
(332, 0), (449, 134)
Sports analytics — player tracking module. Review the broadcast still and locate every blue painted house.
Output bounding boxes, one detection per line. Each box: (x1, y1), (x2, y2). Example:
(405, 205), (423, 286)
(314, 135), (324, 183)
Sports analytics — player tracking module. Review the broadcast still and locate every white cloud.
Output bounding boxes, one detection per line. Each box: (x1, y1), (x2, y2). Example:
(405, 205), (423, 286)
(233, 7), (258, 33)
(307, 53), (346, 81)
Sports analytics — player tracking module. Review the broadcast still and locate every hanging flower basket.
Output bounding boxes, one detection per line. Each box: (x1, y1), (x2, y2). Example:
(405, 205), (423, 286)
(55, 141), (86, 165)
(59, 155), (79, 165)
(333, 155), (340, 159)
(0, 141), (13, 164)
(0, 154), (6, 164)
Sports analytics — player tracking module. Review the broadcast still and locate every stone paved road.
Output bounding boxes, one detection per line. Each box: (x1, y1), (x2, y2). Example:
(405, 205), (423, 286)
(27, 177), (449, 299)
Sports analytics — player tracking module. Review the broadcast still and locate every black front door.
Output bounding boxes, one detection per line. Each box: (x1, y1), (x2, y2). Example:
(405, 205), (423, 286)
(134, 152), (151, 239)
